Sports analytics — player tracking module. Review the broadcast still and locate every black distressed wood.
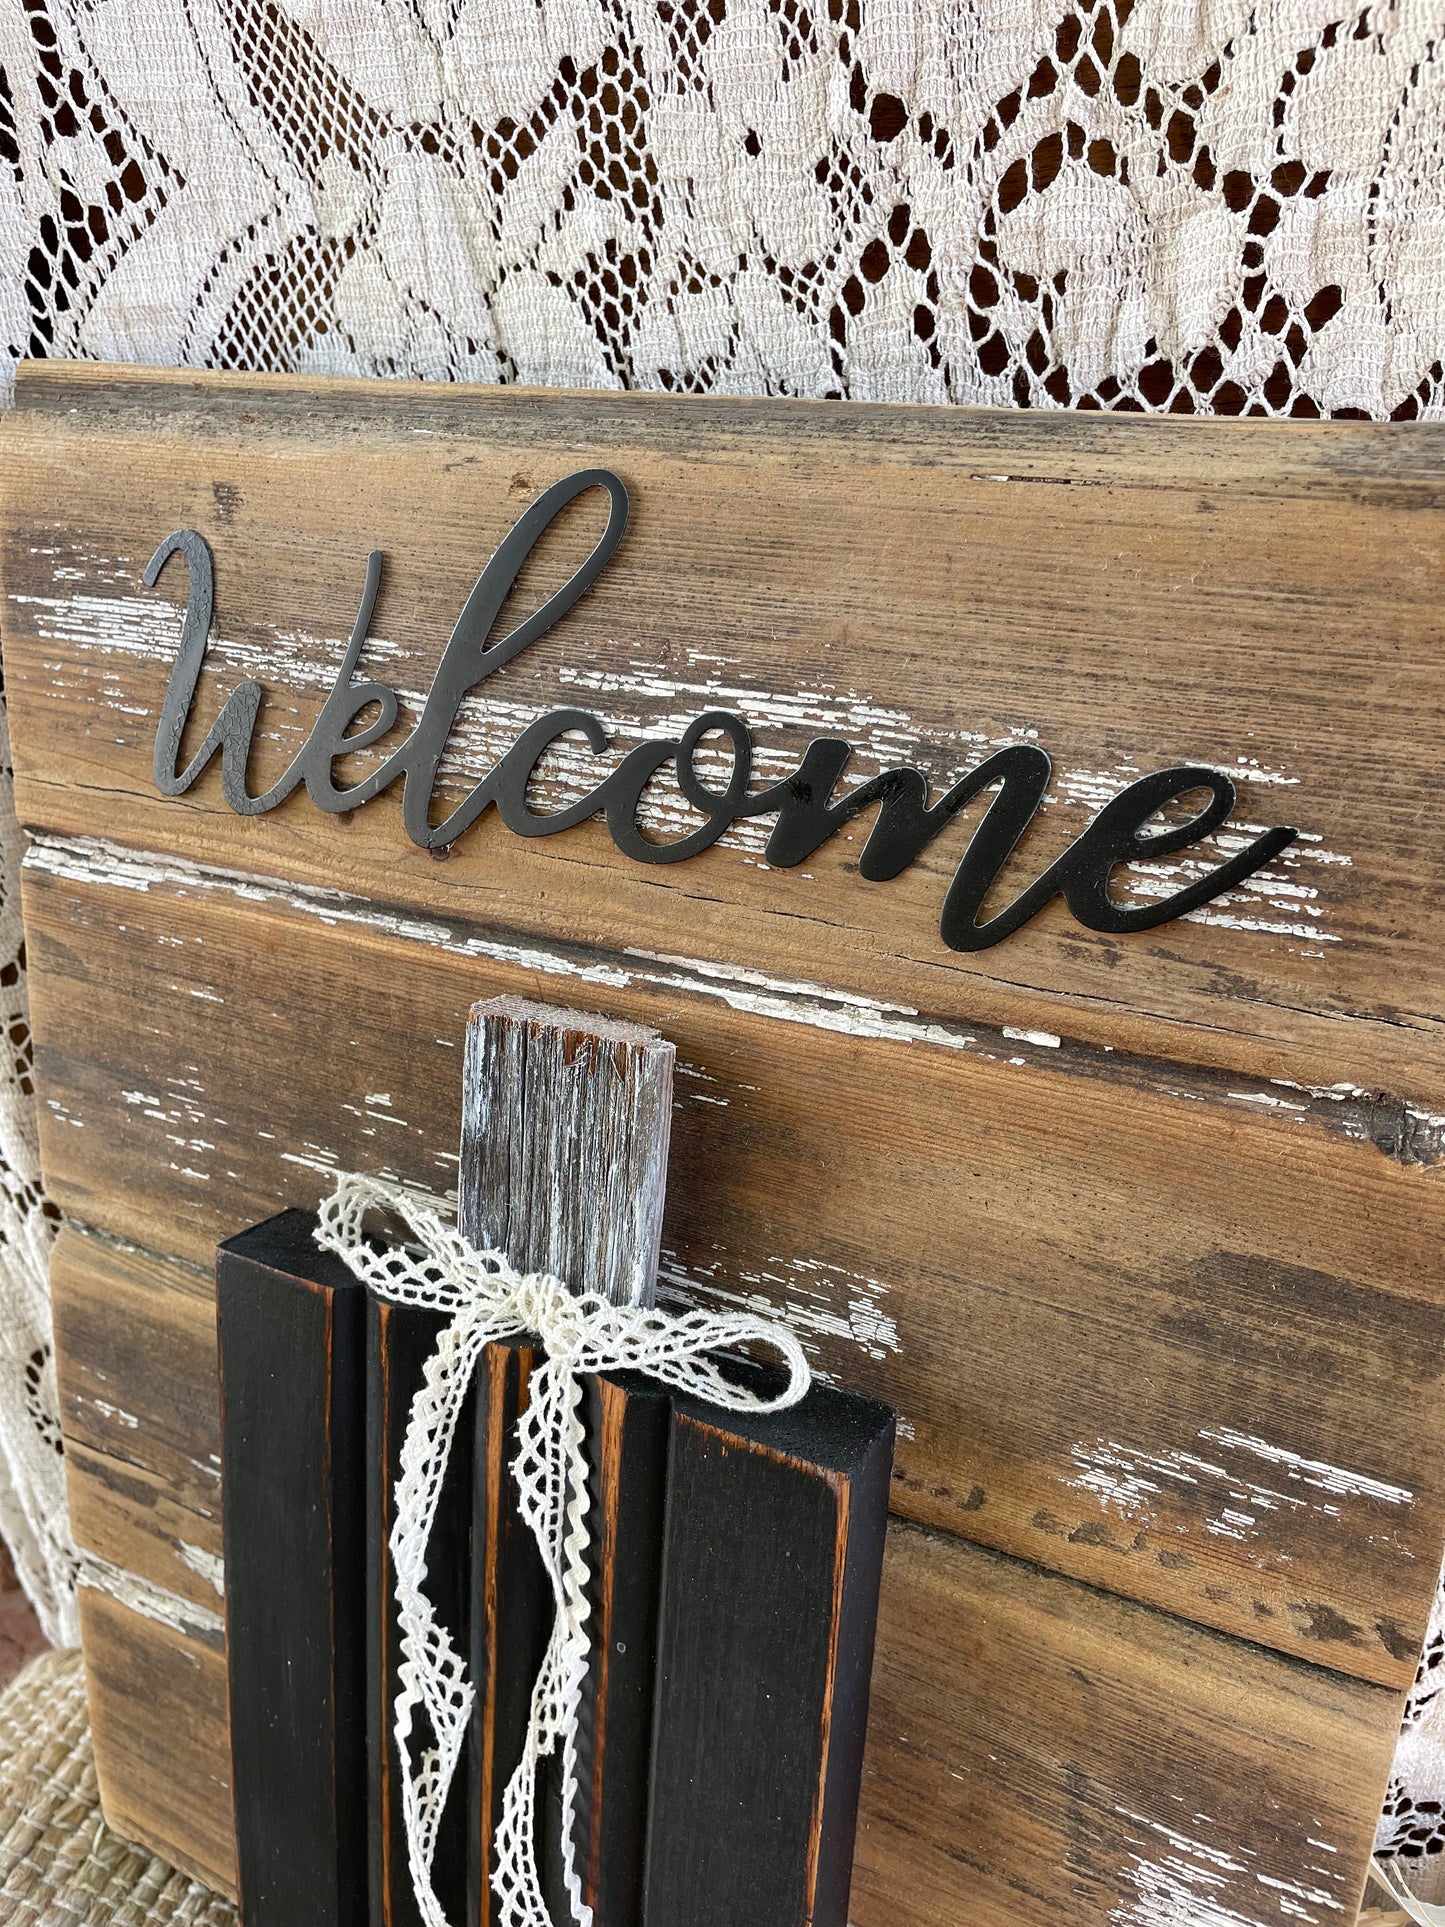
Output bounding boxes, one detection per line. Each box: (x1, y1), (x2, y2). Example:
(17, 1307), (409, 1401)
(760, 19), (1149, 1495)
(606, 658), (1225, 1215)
(568, 1371), (671, 1927)
(467, 1353), (671, 1927)
(216, 1208), (368, 1927)
(643, 1377), (895, 1927)
(367, 1293), (476, 1927)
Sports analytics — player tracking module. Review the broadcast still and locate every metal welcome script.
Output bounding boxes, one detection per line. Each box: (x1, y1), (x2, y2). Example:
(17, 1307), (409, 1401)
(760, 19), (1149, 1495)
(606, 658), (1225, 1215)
(145, 467), (1299, 955)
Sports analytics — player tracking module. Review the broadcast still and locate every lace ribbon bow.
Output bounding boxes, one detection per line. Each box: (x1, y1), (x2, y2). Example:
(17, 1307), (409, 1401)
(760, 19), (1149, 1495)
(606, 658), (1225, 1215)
(315, 1171), (811, 1927)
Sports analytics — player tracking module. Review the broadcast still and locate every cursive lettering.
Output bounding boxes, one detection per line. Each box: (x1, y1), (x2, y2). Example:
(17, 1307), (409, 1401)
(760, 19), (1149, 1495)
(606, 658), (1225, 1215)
(143, 470), (1299, 954)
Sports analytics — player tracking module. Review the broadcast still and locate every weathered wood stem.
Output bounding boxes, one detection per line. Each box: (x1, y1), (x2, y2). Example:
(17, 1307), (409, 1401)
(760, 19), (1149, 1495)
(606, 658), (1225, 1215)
(460, 996), (675, 1307)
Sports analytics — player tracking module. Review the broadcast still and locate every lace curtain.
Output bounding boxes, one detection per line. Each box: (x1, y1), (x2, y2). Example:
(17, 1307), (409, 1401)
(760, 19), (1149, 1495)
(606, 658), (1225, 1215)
(0, 0), (1442, 1872)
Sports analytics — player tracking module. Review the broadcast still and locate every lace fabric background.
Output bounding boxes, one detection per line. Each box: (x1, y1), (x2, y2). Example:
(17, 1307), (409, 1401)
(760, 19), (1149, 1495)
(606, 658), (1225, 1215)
(0, 0), (1442, 1866)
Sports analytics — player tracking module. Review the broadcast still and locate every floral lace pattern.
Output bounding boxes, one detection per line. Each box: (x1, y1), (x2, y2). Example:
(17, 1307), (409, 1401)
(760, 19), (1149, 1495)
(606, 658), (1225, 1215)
(1, 0), (1442, 412)
(0, 0), (1442, 1848)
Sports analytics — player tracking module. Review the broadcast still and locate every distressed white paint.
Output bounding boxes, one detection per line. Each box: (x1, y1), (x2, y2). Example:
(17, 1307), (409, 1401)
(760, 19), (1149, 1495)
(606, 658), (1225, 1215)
(658, 1242), (904, 1369)
(1198, 1428), (1414, 1508)
(10, 584), (1350, 942)
(89, 1397), (140, 1430)
(1111, 1802), (1349, 1927)
(24, 835), (1417, 1173)
(177, 1541), (226, 1596)
(1070, 1425), (1411, 1554)
(78, 1550), (226, 1642)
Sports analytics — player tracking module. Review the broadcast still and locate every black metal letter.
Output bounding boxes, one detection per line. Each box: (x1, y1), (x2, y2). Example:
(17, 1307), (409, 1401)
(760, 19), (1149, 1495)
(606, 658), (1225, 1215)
(397, 470), (630, 849)
(604, 710), (754, 863)
(146, 529), (271, 813)
(941, 764), (1298, 951)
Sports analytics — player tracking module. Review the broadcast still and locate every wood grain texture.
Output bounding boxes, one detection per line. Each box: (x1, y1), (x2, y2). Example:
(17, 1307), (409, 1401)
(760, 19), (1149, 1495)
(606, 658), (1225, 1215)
(217, 1212), (370, 1927)
(462, 999), (674, 1306)
(644, 1382), (893, 1927)
(573, 1372), (670, 1927)
(77, 1585), (236, 1896)
(468, 1339), (553, 1927)
(71, 1499), (1403, 1927)
(51, 1224), (220, 1520)
(369, 1294), (475, 1927)
(4, 365), (1445, 1107)
(7, 364), (1445, 1922)
(24, 853), (1445, 1686)
(858, 1521), (1398, 1927)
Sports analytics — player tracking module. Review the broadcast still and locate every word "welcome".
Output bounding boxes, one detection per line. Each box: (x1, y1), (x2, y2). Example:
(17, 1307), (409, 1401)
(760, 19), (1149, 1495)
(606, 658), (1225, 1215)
(145, 468), (1298, 954)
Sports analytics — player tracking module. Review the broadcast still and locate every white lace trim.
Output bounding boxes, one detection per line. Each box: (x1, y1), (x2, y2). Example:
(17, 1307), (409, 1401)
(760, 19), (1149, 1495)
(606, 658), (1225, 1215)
(0, 694), (76, 1648)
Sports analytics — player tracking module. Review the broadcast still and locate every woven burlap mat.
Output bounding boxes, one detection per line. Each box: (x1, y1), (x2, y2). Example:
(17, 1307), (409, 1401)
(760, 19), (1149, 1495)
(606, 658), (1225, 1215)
(0, 1649), (234, 1925)
(0, 1645), (1415, 1925)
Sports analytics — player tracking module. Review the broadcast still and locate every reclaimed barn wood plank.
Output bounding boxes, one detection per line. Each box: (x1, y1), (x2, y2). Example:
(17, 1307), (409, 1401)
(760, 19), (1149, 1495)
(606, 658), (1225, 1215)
(3, 365), (1445, 1110)
(76, 1585), (235, 1896)
(64, 1440), (222, 1616)
(25, 853), (1445, 1687)
(855, 1520), (1398, 1927)
(69, 1503), (1403, 1927)
(50, 1226), (220, 1517)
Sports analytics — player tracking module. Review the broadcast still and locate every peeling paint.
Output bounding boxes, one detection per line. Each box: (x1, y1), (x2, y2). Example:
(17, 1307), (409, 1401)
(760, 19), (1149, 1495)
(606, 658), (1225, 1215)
(89, 1397), (140, 1429)
(177, 1541), (226, 1596)
(10, 585), (1350, 942)
(26, 835), (1437, 1176)
(1070, 1425), (1411, 1556)
(78, 1551), (226, 1645)
(1197, 1428), (1413, 1509)
(1111, 1801), (1348, 1927)
(657, 1244), (901, 1366)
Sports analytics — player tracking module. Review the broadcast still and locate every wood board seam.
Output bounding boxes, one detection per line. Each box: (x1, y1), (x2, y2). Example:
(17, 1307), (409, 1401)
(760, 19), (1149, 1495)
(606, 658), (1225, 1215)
(57, 1248), (1417, 1717)
(59, 1216), (214, 1290)
(889, 1516), (1410, 1704)
(23, 831), (1445, 1168)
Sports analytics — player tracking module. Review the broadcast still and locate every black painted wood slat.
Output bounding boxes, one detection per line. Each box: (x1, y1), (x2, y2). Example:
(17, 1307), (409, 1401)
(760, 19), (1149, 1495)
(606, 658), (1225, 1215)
(642, 1378), (895, 1927)
(217, 1207), (369, 1927)
(468, 1336), (553, 1927)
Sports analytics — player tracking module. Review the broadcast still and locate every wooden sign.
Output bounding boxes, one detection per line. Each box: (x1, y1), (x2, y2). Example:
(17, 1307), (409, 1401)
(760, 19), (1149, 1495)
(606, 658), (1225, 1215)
(6, 362), (1445, 1926)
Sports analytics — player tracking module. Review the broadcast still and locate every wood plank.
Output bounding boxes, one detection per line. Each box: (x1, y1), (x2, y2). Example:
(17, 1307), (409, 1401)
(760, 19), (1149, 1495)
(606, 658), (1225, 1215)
(461, 996), (674, 1304)
(10, 365), (1443, 1917)
(458, 999), (673, 1924)
(25, 852), (1445, 1686)
(77, 1584), (236, 1897)
(644, 1384), (893, 1927)
(368, 1294), (475, 1927)
(50, 1225), (220, 1516)
(65, 1439), (221, 1615)
(856, 1521), (1398, 1927)
(71, 1506), (1403, 1927)
(217, 1211), (369, 1927)
(3, 365), (1444, 1109)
